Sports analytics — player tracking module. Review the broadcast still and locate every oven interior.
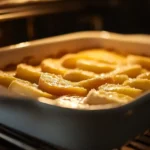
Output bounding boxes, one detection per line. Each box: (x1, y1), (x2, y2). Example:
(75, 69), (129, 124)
(0, 0), (150, 150)
(0, 0), (150, 47)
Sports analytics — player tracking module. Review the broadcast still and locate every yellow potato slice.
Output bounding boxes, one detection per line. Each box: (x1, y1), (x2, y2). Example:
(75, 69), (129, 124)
(0, 71), (16, 87)
(110, 65), (142, 78)
(76, 74), (113, 90)
(127, 55), (150, 70)
(99, 83), (142, 98)
(8, 80), (52, 98)
(55, 95), (85, 108)
(56, 95), (84, 103)
(39, 73), (87, 96)
(16, 64), (41, 83)
(63, 70), (97, 82)
(137, 72), (150, 80)
(76, 59), (115, 73)
(83, 89), (133, 105)
(61, 49), (126, 68)
(78, 49), (126, 64)
(112, 75), (129, 84)
(123, 79), (150, 91)
(61, 54), (94, 69)
(41, 58), (68, 76)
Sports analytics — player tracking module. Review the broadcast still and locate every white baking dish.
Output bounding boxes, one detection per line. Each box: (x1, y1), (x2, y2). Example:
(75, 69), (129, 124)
(0, 31), (149, 150)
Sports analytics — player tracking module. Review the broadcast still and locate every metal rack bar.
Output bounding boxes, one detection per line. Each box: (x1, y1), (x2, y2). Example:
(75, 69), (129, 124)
(0, 1), (84, 21)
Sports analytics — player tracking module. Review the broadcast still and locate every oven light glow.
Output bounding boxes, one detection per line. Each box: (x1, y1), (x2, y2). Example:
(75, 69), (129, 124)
(10, 42), (30, 49)
(16, 42), (30, 48)
(100, 31), (110, 39)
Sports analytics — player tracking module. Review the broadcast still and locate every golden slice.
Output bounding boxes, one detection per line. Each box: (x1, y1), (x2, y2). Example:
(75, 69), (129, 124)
(56, 95), (84, 103)
(61, 49), (126, 68)
(8, 80), (52, 98)
(39, 96), (84, 106)
(61, 54), (94, 68)
(137, 72), (150, 80)
(0, 71), (16, 87)
(55, 95), (85, 108)
(127, 55), (150, 70)
(76, 59), (115, 73)
(41, 58), (68, 76)
(63, 70), (97, 82)
(99, 83), (142, 98)
(16, 64), (41, 83)
(83, 89), (133, 105)
(78, 49), (126, 64)
(112, 75), (129, 84)
(39, 73), (87, 96)
(123, 79), (150, 91)
(38, 96), (90, 109)
(110, 65), (142, 78)
(76, 74), (113, 90)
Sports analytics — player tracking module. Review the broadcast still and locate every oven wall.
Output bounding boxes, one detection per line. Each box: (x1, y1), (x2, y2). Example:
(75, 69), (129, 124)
(0, 0), (150, 47)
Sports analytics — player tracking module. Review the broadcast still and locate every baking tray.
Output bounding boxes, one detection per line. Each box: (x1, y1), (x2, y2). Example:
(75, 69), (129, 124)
(0, 31), (150, 150)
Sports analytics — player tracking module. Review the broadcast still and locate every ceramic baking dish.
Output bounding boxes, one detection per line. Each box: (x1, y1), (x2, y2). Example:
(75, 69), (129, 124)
(0, 31), (150, 150)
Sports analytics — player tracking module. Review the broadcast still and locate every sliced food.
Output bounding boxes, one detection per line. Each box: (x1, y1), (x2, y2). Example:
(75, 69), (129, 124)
(8, 80), (52, 98)
(16, 64), (41, 83)
(0, 71), (16, 87)
(99, 83), (142, 98)
(83, 89), (133, 105)
(123, 78), (150, 91)
(39, 73), (87, 96)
